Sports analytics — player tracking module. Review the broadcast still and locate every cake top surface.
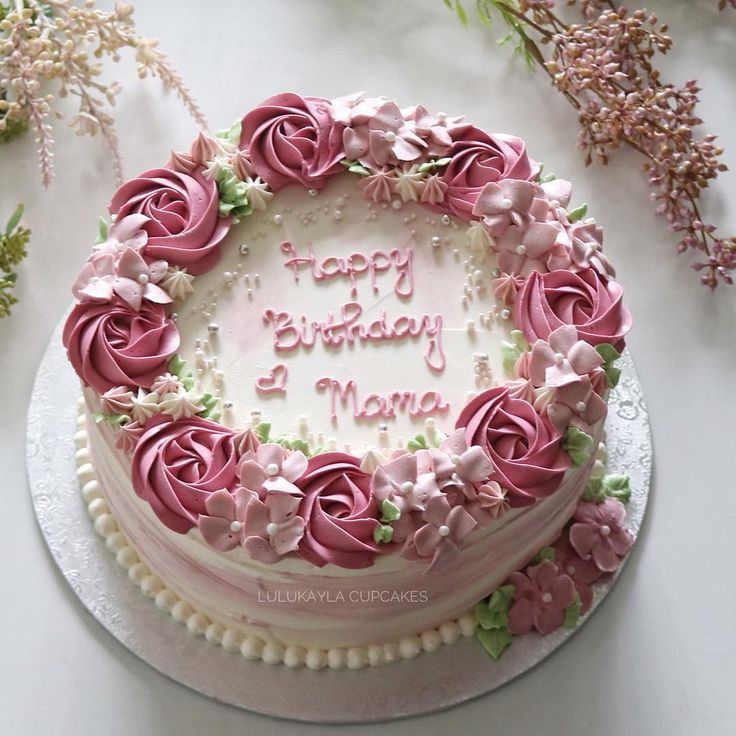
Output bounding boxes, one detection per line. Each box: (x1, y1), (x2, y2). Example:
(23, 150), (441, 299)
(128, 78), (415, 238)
(63, 91), (631, 572)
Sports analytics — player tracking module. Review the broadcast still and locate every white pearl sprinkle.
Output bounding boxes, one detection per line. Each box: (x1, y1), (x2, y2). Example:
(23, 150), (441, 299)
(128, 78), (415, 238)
(550, 199), (560, 209)
(450, 454), (462, 465)
(335, 196), (346, 208)
(273, 214), (283, 225)
(334, 210), (344, 221)
(600, 524), (611, 537)
(265, 463), (279, 476)
(501, 198), (513, 210)
(437, 525), (450, 537)
(576, 401), (587, 413)
(400, 481), (415, 494)
(499, 309), (511, 320)
(516, 244), (527, 255)
(566, 565), (577, 576)
(266, 522), (279, 536)
(239, 243), (250, 255)
(542, 592), (553, 604)
(391, 200), (402, 210)
(229, 520), (242, 533)
(384, 131), (397, 143)
(138, 273), (149, 284)
(308, 189), (318, 197)
(207, 323), (219, 334)
(440, 214), (451, 226)
(553, 352), (564, 365)
(431, 236), (441, 247)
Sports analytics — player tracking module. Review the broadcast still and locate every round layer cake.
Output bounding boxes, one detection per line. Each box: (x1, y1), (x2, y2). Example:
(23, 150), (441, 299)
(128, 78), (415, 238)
(65, 92), (632, 668)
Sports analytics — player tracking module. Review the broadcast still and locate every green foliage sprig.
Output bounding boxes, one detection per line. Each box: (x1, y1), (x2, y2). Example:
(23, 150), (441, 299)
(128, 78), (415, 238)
(0, 204), (30, 318)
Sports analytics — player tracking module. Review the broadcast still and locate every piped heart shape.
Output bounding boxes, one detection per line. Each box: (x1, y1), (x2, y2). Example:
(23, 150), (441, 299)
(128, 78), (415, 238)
(255, 363), (288, 395)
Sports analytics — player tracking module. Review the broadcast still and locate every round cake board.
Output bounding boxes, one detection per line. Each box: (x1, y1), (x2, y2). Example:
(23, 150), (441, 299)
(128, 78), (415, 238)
(26, 314), (652, 723)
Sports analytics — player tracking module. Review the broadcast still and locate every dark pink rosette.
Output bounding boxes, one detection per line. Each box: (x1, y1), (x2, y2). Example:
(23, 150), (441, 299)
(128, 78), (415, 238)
(240, 92), (344, 192)
(514, 267), (632, 352)
(131, 415), (238, 534)
(109, 167), (230, 275)
(296, 452), (385, 569)
(63, 298), (179, 393)
(455, 386), (570, 507)
(431, 126), (536, 220)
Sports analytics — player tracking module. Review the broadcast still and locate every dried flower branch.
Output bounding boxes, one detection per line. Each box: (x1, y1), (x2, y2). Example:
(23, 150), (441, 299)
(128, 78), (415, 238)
(0, 203), (30, 318)
(0, 0), (208, 186)
(446, 0), (735, 289)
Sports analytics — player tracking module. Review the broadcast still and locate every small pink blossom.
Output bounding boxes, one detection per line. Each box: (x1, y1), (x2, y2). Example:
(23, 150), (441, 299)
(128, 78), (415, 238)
(554, 532), (602, 612)
(237, 443), (308, 498)
(472, 179), (537, 237)
(465, 481), (510, 524)
(241, 492), (305, 563)
(198, 487), (253, 552)
(343, 100), (427, 168)
(507, 559), (577, 635)
(569, 499), (633, 573)
(406, 494), (477, 569)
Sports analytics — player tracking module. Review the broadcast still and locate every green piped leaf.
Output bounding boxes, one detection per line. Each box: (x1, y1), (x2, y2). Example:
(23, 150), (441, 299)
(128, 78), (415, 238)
(602, 473), (631, 503)
(488, 584), (515, 613)
(168, 354), (186, 377)
(92, 411), (129, 427)
(373, 524), (394, 544)
(582, 476), (606, 503)
(501, 330), (529, 373)
(531, 546), (556, 565)
(476, 628), (513, 660)
(417, 157), (453, 173)
(563, 426), (594, 467)
(474, 601), (509, 631)
(95, 215), (108, 244)
(216, 168), (252, 223)
(407, 433), (429, 452)
(380, 498), (401, 523)
(254, 422), (271, 443)
(595, 343), (623, 388)
(535, 163), (545, 182)
(540, 172), (557, 183)
(567, 203), (588, 223)
(215, 119), (242, 146)
(340, 159), (371, 176)
(197, 392), (219, 419)
(564, 594), (583, 628)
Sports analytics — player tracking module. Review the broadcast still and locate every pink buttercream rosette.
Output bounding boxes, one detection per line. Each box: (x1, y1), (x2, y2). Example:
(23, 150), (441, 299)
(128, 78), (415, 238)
(63, 297), (179, 394)
(456, 386), (571, 507)
(429, 126), (537, 220)
(109, 166), (230, 275)
(515, 267), (632, 352)
(131, 415), (238, 533)
(296, 453), (386, 569)
(240, 92), (345, 191)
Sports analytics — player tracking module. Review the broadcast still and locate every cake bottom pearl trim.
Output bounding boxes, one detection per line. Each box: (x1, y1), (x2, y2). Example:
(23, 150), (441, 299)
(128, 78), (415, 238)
(73, 401), (478, 669)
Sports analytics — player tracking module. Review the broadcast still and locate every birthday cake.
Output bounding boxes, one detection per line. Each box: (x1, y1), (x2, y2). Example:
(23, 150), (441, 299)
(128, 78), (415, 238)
(66, 92), (635, 669)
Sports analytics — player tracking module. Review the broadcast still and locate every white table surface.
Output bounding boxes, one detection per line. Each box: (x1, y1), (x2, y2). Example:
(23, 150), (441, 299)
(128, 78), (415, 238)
(2, 1), (735, 734)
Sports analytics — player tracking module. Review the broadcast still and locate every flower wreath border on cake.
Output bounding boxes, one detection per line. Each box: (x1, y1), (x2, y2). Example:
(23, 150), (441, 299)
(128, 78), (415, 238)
(63, 92), (634, 660)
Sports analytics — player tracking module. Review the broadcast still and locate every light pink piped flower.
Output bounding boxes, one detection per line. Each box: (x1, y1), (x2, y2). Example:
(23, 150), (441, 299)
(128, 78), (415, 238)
(528, 324), (607, 432)
(237, 443), (308, 499)
(466, 481), (510, 524)
(241, 493), (305, 564)
(473, 179), (537, 237)
(507, 559), (577, 635)
(569, 499), (633, 573)
(343, 100), (427, 168)
(406, 494), (477, 569)
(198, 488), (253, 552)
(553, 532), (602, 613)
